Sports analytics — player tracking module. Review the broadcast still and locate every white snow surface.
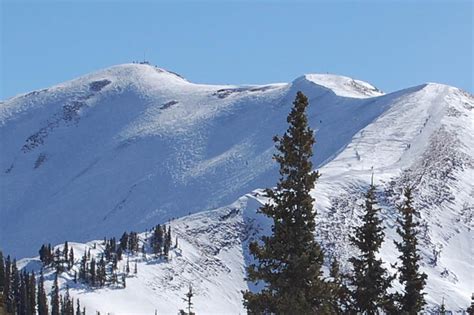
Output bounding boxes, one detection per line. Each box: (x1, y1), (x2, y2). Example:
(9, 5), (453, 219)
(2, 63), (473, 313)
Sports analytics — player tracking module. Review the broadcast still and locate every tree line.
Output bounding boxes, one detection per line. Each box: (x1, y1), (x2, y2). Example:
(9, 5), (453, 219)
(0, 252), (84, 315)
(0, 223), (176, 314)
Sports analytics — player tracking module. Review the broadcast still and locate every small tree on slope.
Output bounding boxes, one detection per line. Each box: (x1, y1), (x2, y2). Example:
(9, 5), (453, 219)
(394, 187), (427, 313)
(243, 91), (331, 314)
(349, 183), (393, 314)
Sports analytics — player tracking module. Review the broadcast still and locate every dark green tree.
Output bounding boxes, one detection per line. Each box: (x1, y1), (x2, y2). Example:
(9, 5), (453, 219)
(28, 271), (36, 314)
(79, 251), (88, 282)
(152, 225), (164, 256)
(18, 270), (27, 314)
(179, 285), (195, 315)
(349, 183), (393, 314)
(466, 293), (474, 315)
(76, 299), (82, 315)
(11, 259), (19, 314)
(63, 241), (69, 262)
(119, 232), (129, 251)
(62, 285), (73, 315)
(0, 251), (4, 293)
(328, 256), (351, 313)
(51, 273), (60, 315)
(90, 259), (96, 286)
(394, 187), (427, 314)
(243, 91), (330, 314)
(163, 226), (172, 258)
(4, 255), (13, 313)
(98, 256), (107, 287)
(439, 298), (446, 315)
(69, 247), (75, 270)
(38, 270), (48, 315)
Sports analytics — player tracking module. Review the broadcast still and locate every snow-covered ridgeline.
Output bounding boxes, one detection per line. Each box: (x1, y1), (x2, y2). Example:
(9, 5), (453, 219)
(1, 63), (472, 313)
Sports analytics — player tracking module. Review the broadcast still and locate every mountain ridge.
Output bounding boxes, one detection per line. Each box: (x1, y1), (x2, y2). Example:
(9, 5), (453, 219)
(1, 63), (472, 313)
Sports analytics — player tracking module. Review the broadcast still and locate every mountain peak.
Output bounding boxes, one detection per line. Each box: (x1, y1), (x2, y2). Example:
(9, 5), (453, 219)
(292, 73), (384, 99)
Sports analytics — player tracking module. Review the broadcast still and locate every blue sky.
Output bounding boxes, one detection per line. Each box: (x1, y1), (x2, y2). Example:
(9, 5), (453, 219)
(1, 1), (472, 99)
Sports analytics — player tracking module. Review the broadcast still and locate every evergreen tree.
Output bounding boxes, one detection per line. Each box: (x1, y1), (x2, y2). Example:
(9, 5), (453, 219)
(28, 271), (36, 314)
(69, 248), (75, 270)
(90, 259), (96, 287)
(4, 255), (13, 313)
(76, 299), (82, 315)
(349, 183), (393, 314)
(51, 273), (60, 315)
(0, 251), (5, 293)
(328, 256), (351, 313)
(117, 247), (123, 261)
(18, 270), (27, 314)
(11, 259), (20, 314)
(0, 252), (5, 315)
(38, 270), (48, 315)
(63, 285), (73, 315)
(163, 226), (172, 258)
(179, 285), (195, 315)
(119, 232), (129, 252)
(439, 298), (446, 315)
(79, 252), (88, 282)
(466, 293), (474, 315)
(63, 241), (69, 262)
(243, 91), (330, 314)
(112, 254), (118, 271)
(39, 244), (53, 266)
(122, 275), (126, 288)
(394, 187), (427, 314)
(54, 248), (61, 267)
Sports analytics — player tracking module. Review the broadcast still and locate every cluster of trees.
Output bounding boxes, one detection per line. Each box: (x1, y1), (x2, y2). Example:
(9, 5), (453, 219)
(0, 224), (178, 314)
(49, 274), (85, 315)
(119, 224), (173, 259)
(0, 252), (85, 315)
(242, 92), (436, 314)
(39, 242), (75, 272)
(150, 224), (173, 258)
(77, 250), (124, 288)
(119, 232), (141, 254)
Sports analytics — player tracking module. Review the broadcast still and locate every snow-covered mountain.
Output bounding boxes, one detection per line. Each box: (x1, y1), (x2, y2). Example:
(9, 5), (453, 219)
(1, 63), (473, 313)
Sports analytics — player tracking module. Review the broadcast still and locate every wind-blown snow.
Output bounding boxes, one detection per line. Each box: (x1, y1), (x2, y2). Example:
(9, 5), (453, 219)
(2, 63), (473, 313)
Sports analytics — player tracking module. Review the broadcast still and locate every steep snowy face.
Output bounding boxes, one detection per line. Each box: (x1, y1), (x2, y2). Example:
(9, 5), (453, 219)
(314, 82), (474, 310)
(0, 63), (389, 258)
(301, 73), (384, 98)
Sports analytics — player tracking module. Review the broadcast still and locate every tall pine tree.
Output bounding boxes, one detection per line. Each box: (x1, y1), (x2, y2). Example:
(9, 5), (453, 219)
(349, 182), (393, 314)
(243, 91), (330, 314)
(328, 256), (351, 313)
(0, 251), (4, 294)
(394, 187), (427, 313)
(38, 269), (48, 315)
(4, 256), (13, 313)
(51, 273), (60, 315)
(28, 271), (36, 315)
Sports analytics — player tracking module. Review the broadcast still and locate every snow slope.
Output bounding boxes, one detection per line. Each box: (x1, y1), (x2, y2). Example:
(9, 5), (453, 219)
(2, 63), (473, 312)
(0, 63), (387, 257)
